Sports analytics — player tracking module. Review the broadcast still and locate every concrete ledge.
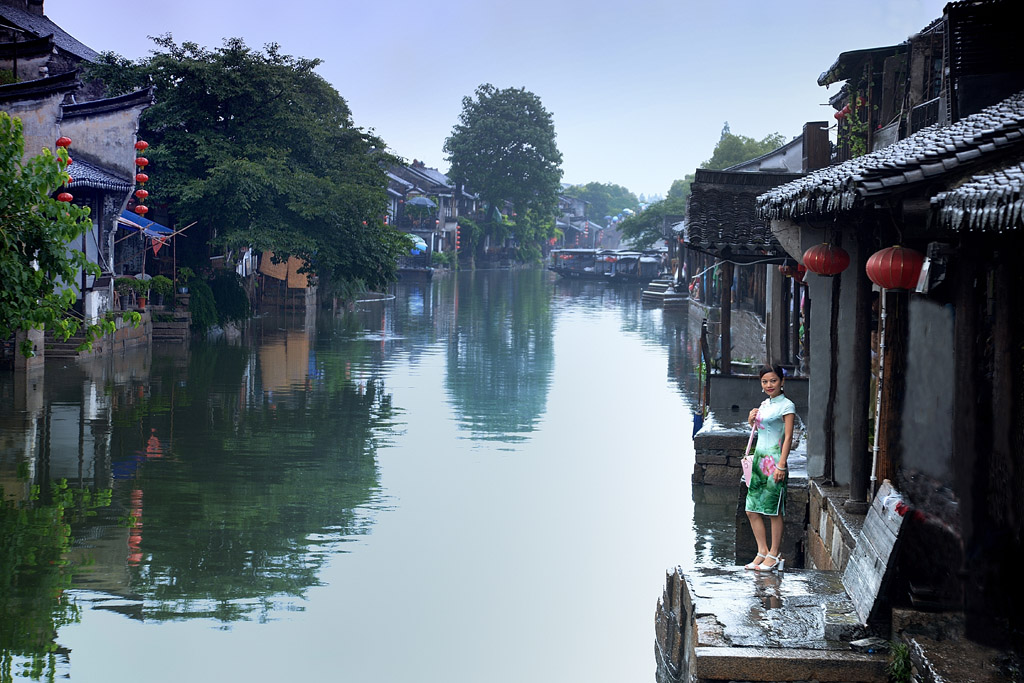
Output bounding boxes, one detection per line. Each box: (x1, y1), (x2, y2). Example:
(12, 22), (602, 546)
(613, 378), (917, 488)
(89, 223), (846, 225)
(693, 645), (887, 682)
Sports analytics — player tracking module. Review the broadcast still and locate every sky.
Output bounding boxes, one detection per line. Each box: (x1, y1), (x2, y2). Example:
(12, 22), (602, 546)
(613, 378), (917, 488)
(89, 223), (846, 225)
(46, 0), (949, 200)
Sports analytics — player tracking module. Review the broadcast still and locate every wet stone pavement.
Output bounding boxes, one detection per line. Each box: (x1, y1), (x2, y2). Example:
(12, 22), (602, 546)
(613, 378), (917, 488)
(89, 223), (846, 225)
(657, 566), (888, 682)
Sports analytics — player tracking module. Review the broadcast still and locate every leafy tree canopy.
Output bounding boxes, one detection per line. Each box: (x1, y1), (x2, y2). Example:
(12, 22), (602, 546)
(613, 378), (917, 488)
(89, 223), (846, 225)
(620, 123), (786, 249)
(444, 84), (563, 246)
(703, 122), (787, 171)
(562, 182), (639, 223)
(88, 36), (409, 291)
(1, 113), (122, 354)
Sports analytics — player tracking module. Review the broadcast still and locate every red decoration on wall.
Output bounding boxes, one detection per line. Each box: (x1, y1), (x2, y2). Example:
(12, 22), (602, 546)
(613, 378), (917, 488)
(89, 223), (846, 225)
(135, 157), (149, 168)
(802, 243), (850, 276)
(135, 173), (149, 184)
(134, 205), (149, 216)
(135, 189), (149, 200)
(866, 246), (924, 290)
(56, 136), (72, 148)
(57, 192), (73, 202)
(135, 140), (149, 151)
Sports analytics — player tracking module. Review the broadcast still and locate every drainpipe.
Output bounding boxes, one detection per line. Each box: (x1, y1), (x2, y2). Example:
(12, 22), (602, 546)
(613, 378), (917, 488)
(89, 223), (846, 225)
(870, 290), (887, 500)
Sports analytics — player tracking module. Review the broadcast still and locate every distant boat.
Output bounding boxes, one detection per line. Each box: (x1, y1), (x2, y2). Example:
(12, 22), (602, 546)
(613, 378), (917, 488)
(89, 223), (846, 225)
(548, 248), (662, 283)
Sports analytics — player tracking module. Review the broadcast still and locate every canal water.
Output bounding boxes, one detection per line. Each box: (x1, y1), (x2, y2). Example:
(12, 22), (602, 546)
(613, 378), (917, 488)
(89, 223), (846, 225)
(1, 269), (735, 683)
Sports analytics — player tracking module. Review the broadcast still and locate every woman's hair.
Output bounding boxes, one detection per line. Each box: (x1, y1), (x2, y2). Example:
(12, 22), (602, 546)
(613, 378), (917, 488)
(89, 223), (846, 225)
(758, 364), (786, 383)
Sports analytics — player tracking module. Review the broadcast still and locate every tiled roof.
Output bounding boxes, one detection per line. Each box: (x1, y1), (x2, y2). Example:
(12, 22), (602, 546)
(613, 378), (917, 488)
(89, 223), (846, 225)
(685, 169), (802, 263)
(757, 91), (1024, 220)
(0, 5), (98, 62)
(932, 161), (1024, 232)
(68, 157), (132, 193)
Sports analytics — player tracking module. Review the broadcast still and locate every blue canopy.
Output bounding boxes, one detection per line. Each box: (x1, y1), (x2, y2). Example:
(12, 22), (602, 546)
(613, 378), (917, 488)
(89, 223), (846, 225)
(119, 210), (173, 238)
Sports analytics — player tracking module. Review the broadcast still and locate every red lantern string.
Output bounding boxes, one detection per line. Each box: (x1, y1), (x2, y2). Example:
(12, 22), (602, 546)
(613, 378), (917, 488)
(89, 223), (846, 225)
(56, 136), (72, 148)
(57, 192), (73, 202)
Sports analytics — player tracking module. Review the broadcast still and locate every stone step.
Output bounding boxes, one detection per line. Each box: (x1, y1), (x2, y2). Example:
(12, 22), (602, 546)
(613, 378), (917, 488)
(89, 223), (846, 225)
(692, 645), (887, 682)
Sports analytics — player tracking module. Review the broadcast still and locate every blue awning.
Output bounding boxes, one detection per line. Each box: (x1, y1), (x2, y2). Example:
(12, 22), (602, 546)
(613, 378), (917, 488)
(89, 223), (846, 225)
(118, 210), (173, 238)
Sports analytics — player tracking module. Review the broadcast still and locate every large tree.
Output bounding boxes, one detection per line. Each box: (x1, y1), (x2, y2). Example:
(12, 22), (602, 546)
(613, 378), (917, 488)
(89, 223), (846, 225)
(562, 182), (638, 222)
(89, 37), (409, 292)
(619, 123), (787, 249)
(1, 113), (121, 354)
(444, 84), (563, 252)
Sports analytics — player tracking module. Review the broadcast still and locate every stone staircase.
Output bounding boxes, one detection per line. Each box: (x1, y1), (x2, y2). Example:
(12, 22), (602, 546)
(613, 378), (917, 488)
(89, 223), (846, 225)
(43, 330), (92, 359)
(642, 278), (688, 308)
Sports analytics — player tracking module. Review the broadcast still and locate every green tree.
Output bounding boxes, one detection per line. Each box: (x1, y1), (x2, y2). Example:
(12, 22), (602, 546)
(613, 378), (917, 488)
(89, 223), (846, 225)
(88, 37), (409, 293)
(703, 122), (787, 170)
(562, 182), (639, 222)
(0, 113), (121, 355)
(444, 84), (563, 251)
(620, 123), (786, 249)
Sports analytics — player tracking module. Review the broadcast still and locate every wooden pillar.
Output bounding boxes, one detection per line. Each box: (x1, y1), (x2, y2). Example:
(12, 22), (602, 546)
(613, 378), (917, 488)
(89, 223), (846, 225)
(781, 271), (791, 364)
(823, 272), (842, 485)
(803, 283), (811, 374)
(720, 261), (733, 375)
(791, 278), (801, 366)
(876, 290), (905, 485)
(846, 237), (872, 512)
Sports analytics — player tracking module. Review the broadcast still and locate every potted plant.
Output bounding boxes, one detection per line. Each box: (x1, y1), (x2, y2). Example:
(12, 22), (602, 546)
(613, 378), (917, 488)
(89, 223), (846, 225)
(131, 278), (151, 310)
(114, 277), (136, 310)
(176, 266), (194, 294)
(149, 275), (174, 306)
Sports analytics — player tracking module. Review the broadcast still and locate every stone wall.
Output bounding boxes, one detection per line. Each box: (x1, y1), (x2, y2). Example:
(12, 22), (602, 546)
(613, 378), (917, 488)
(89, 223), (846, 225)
(806, 479), (862, 571)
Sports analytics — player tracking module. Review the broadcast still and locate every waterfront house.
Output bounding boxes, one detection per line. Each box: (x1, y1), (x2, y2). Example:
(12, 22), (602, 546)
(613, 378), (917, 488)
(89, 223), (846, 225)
(755, 0), (1024, 658)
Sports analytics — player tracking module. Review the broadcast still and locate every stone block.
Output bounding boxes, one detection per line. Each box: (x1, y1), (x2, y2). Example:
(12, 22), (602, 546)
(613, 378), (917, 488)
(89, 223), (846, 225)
(701, 464), (742, 486)
(695, 452), (728, 466)
(806, 527), (832, 570)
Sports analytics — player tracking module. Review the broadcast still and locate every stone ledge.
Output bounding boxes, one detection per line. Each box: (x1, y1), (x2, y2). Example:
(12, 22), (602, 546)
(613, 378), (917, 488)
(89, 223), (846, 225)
(693, 645), (887, 682)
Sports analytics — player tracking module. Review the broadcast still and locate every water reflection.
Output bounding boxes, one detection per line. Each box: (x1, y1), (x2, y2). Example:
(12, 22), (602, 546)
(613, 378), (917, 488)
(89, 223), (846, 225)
(1, 269), (730, 683)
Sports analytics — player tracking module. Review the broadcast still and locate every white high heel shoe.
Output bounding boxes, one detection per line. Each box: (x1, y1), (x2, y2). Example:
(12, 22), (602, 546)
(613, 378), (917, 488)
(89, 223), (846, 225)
(744, 553), (766, 570)
(755, 553), (784, 572)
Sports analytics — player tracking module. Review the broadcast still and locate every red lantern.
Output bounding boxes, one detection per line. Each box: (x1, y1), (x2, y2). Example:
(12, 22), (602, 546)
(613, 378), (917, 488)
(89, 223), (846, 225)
(56, 136), (72, 148)
(135, 157), (149, 167)
(135, 189), (149, 200)
(57, 192), (73, 202)
(66, 176), (73, 184)
(134, 205), (149, 216)
(803, 243), (850, 276)
(135, 140), (149, 151)
(866, 246), (924, 290)
(136, 173), (149, 184)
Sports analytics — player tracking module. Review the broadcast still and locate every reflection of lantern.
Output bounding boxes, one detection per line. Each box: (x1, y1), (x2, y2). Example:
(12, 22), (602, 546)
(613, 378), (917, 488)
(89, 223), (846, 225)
(57, 192), (73, 202)
(56, 136), (72, 148)
(135, 189), (149, 200)
(136, 173), (149, 184)
(134, 205), (149, 215)
(866, 246), (924, 290)
(803, 243), (850, 276)
(135, 140), (149, 151)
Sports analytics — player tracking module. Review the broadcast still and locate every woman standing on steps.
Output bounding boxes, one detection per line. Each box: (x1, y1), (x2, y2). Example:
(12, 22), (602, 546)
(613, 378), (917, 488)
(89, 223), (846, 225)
(743, 364), (795, 572)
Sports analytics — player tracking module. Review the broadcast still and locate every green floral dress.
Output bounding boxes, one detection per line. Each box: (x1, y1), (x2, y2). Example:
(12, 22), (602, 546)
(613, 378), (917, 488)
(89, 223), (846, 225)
(745, 393), (795, 516)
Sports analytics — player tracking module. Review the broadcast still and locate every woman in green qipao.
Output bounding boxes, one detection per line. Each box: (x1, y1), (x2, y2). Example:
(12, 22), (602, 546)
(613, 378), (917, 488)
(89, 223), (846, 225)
(743, 364), (795, 572)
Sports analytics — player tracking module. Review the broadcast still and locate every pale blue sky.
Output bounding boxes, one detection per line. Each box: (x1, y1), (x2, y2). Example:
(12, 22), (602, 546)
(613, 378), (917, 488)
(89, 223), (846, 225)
(47, 0), (948, 198)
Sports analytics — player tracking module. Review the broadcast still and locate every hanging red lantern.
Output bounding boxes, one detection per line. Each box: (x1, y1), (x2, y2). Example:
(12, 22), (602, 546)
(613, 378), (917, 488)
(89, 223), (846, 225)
(866, 246), (924, 290)
(57, 192), (73, 202)
(795, 264), (807, 282)
(779, 264), (797, 278)
(135, 189), (149, 200)
(66, 176), (73, 184)
(802, 243), (850, 276)
(135, 140), (149, 151)
(56, 136), (72, 148)
(135, 157), (149, 168)
(136, 173), (149, 184)
(134, 205), (149, 216)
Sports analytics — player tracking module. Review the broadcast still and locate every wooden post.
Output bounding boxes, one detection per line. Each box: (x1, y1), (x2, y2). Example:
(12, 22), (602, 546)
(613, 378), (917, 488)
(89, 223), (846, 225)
(720, 261), (733, 375)
(876, 290), (905, 485)
(823, 272), (842, 485)
(846, 237), (872, 512)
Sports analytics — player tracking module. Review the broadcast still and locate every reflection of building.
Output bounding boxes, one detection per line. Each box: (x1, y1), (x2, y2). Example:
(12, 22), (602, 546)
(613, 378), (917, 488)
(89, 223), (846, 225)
(259, 329), (312, 395)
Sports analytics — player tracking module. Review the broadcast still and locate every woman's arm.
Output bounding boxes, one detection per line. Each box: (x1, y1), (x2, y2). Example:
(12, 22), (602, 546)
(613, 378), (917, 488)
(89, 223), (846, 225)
(774, 413), (795, 482)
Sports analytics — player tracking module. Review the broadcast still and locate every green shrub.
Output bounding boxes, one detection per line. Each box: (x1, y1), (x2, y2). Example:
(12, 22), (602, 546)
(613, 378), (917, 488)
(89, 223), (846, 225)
(209, 272), (250, 323)
(150, 275), (174, 298)
(188, 280), (217, 333)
